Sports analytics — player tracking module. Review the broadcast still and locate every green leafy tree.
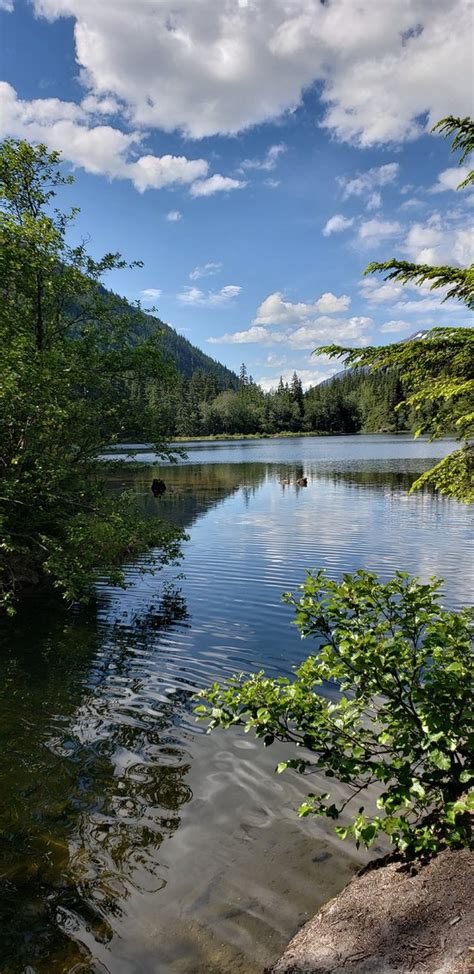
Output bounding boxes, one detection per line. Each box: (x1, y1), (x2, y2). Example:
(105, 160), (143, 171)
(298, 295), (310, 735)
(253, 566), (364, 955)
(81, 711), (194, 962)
(0, 139), (182, 613)
(197, 570), (473, 857)
(318, 116), (474, 502)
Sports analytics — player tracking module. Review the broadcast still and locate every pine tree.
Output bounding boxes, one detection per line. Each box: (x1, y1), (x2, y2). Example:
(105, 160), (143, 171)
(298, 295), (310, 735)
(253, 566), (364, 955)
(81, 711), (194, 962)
(318, 115), (474, 502)
(291, 371), (304, 416)
(239, 362), (248, 386)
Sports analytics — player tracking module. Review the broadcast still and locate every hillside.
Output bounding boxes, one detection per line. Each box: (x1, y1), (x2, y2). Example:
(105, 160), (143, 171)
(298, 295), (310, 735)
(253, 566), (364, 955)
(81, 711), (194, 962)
(110, 291), (239, 389)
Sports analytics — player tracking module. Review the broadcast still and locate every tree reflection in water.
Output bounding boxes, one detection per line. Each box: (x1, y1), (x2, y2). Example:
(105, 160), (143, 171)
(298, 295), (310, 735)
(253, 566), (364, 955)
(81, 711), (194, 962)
(0, 587), (192, 974)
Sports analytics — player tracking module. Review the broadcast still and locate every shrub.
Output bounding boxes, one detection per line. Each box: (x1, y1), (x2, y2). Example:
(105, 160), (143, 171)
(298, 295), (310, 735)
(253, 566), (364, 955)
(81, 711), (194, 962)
(196, 570), (473, 857)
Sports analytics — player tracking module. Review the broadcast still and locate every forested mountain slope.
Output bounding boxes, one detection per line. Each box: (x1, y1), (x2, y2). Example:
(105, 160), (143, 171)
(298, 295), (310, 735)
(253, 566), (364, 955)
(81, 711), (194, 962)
(110, 291), (239, 389)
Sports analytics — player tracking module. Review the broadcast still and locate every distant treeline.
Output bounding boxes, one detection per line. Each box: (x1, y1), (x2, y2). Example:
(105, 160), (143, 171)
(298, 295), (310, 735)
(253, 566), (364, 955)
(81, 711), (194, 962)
(124, 362), (426, 438)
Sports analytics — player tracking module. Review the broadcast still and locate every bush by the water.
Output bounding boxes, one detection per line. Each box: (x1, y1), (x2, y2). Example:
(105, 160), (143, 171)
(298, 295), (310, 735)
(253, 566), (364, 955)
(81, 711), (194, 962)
(197, 570), (473, 858)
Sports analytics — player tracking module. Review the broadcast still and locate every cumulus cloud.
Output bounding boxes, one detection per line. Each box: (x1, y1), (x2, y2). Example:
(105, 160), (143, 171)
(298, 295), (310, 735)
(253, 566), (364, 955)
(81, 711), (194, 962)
(208, 315), (371, 347)
(31, 0), (473, 143)
(0, 81), (212, 193)
(284, 316), (372, 348)
(189, 174), (246, 197)
(207, 286), (370, 347)
(166, 210), (182, 221)
(254, 290), (351, 325)
(360, 278), (406, 304)
(402, 212), (474, 266)
(357, 218), (402, 244)
(0, 0), (14, 10)
(131, 153), (208, 192)
(322, 214), (354, 236)
(430, 166), (471, 193)
(189, 262), (223, 280)
(360, 266), (465, 315)
(178, 284), (242, 307)
(81, 93), (121, 116)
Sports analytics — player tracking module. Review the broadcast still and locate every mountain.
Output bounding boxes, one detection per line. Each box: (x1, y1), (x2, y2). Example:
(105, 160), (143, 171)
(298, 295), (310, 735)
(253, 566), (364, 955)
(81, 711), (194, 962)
(315, 329), (431, 389)
(110, 291), (239, 389)
(148, 313), (239, 388)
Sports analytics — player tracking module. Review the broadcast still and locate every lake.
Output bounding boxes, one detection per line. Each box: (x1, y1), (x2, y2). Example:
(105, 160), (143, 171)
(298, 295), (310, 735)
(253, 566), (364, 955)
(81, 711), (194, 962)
(1, 435), (472, 973)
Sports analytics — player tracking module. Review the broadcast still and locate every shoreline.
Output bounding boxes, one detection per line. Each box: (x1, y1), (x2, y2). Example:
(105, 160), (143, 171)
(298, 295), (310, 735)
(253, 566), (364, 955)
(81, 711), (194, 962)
(104, 429), (423, 453)
(270, 847), (473, 974)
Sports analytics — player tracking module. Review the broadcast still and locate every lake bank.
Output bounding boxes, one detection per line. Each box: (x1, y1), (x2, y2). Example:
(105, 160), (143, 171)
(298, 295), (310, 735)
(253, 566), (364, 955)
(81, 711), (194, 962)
(271, 848), (474, 974)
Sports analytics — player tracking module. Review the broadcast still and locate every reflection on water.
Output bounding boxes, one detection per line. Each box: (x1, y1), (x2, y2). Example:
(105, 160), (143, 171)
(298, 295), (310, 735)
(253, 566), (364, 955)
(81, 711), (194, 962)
(1, 437), (473, 973)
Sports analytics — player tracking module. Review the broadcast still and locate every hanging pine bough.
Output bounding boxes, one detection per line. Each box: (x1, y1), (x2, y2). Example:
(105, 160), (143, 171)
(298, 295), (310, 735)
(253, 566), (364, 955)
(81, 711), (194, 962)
(196, 570), (474, 858)
(317, 116), (474, 504)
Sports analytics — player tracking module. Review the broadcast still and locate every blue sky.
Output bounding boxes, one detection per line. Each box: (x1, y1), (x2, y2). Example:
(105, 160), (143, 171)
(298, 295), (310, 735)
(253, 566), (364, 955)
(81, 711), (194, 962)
(1, 0), (472, 387)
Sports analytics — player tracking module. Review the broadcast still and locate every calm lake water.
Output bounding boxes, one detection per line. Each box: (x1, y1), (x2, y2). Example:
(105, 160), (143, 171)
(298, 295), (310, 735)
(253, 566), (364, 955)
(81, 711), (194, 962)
(1, 435), (472, 974)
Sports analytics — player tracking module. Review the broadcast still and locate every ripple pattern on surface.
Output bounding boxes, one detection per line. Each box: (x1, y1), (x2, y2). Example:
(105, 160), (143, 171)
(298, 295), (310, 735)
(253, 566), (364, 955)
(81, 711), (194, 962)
(1, 442), (473, 973)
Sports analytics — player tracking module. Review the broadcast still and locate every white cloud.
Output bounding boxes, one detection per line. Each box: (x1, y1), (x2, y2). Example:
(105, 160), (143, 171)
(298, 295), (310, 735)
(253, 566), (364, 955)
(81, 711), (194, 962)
(189, 174), (246, 197)
(258, 366), (336, 392)
(360, 269), (464, 314)
(339, 163), (399, 199)
(132, 153), (208, 192)
(0, 81), (211, 193)
(166, 210), (182, 222)
(360, 278), (406, 304)
(357, 218), (402, 244)
(208, 314), (371, 348)
(81, 93), (121, 116)
(403, 213), (474, 266)
(431, 166), (471, 193)
(379, 319), (412, 333)
(395, 296), (451, 312)
(0, 0), (14, 10)
(366, 191), (382, 211)
(178, 284), (242, 307)
(284, 316), (372, 349)
(189, 262), (223, 280)
(265, 353), (288, 367)
(141, 288), (161, 300)
(400, 197), (424, 210)
(31, 0), (473, 144)
(322, 214), (354, 236)
(240, 143), (287, 171)
(254, 290), (351, 325)
(207, 325), (269, 344)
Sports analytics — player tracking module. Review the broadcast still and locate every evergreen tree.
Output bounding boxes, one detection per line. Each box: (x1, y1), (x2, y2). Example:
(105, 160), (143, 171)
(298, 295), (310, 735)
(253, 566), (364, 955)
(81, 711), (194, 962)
(290, 371), (305, 416)
(319, 115), (474, 502)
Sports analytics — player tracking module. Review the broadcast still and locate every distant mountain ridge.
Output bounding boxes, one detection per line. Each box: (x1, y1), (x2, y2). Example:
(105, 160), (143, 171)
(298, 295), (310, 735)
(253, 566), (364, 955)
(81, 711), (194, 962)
(317, 329), (431, 388)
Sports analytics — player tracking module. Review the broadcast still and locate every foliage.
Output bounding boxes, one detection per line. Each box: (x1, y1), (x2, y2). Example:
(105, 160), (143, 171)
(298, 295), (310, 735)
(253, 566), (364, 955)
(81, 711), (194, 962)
(0, 139), (183, 612)
(318, 115), (474, 502)
(363, 260), (473, 308)
(432, 115), (474, 188)
(196, 570), (474, 857)
(320, 328), (474, 501)
(128, 362), (415, 440)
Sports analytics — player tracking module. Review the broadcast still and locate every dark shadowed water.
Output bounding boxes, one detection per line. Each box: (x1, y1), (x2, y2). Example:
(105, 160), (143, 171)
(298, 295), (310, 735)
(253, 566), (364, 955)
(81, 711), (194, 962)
(1, 436), (472, 973)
